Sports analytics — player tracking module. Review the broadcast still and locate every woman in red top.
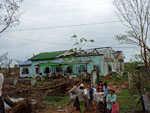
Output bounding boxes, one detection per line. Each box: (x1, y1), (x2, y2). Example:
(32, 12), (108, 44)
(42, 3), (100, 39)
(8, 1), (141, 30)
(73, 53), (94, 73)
(97, 81), (104, 92)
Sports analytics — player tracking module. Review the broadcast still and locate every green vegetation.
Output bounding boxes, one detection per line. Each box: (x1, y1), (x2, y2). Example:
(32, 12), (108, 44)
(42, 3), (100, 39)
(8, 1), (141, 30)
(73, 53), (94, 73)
(100, 71), (143, 112)
(44, 96), (70, 108)
(101, 73), (128, 84)
(117, 89), (142, 113)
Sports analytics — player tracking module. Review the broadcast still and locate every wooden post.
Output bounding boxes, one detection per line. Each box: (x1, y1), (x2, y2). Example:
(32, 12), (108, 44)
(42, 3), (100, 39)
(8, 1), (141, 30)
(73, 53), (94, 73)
(128, 73), (132, 89)
(13, 77), (18, 86)
(31, 77), (36, 87)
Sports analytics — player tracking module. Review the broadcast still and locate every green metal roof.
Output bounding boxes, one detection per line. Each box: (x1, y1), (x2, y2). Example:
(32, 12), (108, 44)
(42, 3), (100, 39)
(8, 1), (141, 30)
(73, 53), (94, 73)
(29, 51), (65, 61)
(39, 62), (60, 67)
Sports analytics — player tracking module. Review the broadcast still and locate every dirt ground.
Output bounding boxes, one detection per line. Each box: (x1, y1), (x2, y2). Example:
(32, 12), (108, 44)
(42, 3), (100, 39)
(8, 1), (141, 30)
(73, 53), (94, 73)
(39, 108), (99, 113)
(37, 80), (125, 113)
(4, 77), (125, 113)
(38, 105), (102, 113)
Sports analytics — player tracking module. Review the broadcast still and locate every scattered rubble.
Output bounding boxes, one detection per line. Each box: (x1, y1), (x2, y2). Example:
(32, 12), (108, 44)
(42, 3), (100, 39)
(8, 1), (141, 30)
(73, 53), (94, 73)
(7, 98), (33, 113)
(104, 75), (113, 79)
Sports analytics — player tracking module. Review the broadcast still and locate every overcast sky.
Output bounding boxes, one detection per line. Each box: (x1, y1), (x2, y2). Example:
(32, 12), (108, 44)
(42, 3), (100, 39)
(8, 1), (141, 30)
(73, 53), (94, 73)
(0, 0), (140, 63)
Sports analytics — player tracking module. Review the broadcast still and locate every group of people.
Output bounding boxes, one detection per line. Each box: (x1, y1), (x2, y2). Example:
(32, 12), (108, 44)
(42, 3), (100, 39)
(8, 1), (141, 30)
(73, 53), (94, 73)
(0, 71), (117, 113)
(68, 81), (117, 113)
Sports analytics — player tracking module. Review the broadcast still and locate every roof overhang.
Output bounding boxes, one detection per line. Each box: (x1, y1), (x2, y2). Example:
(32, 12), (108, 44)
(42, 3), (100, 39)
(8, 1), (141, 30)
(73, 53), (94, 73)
(39, 62), (67, 67)
(19, 61), (32, 66)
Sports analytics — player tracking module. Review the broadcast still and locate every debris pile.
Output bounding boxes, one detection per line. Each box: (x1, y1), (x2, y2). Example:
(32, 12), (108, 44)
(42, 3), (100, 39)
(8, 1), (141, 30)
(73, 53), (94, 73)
(48, 73), (67, 80)
(104, 75), (113, 79)
(4, 76), (78, 98)
(6, 98), (44, 113)
(42, 78), (74, 95)
(3, 76), (80, 112)
(7, 98), (33, 113)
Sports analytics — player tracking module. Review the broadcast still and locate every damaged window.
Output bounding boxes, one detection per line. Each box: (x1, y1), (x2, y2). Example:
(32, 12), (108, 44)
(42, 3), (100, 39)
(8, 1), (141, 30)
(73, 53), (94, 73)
(67, 66), (72, 73)
(81, 65), (86, 72)
(22, 68), (29, 74)
(35, 66), (40, 74)
(45, 67), (50, 74)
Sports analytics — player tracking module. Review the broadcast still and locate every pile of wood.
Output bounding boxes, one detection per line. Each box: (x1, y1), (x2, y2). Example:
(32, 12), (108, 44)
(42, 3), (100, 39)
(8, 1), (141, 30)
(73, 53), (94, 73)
(41, 78), (71, 89)
(7, 98), (33, 113)
(44, 78), (73, 95)
(48, 73), (67, 80)
(6, 98), (43, 113)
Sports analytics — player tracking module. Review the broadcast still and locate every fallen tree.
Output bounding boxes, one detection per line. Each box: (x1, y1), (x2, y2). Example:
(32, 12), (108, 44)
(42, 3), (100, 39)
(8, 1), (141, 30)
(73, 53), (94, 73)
(7, 98), (33, 113)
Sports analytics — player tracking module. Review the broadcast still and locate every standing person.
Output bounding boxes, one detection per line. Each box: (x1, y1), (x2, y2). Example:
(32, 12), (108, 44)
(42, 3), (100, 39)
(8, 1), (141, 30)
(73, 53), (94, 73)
(83, 81), (87, 89)
(91, 66), (98, 87)
(68, 81), (80, 96)
(106, 88), (116, 113)
(103, 82), (110, 113)
(77, 84), (86, 113)
(103, 82), (110, 96)
(97, 81), (104, 92)
(0, 73), (5, 113)
(86, 84), (94, 111)
(68, 81), (80, 111)
(95, 81), (104, 113)
(87, 76), (91, 84)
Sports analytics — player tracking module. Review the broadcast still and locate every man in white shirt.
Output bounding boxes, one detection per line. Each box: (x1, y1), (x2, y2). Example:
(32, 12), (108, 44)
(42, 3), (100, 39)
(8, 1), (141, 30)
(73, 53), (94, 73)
(68, 81), (80, 111)
(0, 73), (5, 113)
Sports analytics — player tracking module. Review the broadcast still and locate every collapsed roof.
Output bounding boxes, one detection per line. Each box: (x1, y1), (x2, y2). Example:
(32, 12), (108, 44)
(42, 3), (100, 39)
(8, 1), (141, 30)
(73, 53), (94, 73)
(27, 47), (124, 61)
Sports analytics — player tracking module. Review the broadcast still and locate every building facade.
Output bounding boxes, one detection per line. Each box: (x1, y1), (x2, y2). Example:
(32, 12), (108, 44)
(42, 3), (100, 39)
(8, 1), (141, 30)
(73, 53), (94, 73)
(19, 47), (125, 77)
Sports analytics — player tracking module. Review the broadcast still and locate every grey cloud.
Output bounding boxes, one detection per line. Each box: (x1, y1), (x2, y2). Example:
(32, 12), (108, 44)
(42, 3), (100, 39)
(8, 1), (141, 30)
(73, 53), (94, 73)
(0, 0), (139, 62)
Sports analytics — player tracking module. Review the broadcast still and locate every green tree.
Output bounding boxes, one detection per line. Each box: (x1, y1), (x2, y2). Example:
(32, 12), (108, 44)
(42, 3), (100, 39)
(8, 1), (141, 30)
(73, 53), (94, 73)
(71, 34), (94, 53)
(63, 34), (94, 76)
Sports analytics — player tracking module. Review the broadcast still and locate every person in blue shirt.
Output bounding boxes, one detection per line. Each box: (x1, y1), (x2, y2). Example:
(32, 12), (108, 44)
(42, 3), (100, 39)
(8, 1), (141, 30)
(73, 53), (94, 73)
(103, 82), (110, 113)
(88, 84), (94, 102)
(103, 82), (110, 96)
(86, 84), (94, 111)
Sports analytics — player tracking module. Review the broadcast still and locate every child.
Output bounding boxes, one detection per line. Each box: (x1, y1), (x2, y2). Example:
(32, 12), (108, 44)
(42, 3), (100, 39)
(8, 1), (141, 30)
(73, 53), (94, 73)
(97, 81), (104, 92)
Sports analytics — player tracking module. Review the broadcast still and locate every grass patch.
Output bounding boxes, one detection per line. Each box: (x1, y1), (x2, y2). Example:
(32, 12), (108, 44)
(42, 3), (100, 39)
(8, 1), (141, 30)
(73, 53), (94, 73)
(117, 89), (142, 113)
(44, 96), (70, 108)
(101, 73), (128, 87)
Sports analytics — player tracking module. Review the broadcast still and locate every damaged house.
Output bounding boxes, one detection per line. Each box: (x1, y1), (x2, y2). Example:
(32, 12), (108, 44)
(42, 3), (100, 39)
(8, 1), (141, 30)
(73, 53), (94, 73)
(19, 47), (125, 77)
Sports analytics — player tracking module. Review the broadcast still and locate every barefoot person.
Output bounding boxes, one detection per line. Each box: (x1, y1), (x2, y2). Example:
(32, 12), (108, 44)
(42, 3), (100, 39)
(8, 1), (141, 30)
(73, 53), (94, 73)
(0, 73), (5, 113)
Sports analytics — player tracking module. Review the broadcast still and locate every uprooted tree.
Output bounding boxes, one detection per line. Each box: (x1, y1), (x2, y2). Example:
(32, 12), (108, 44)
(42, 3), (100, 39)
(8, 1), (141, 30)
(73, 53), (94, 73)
(114, 0), (150, 67)
(0, 52), (9, 70)
(0, 0), (23, 34)
(0, 52), (13, 76)
(114, 1), (150, 110)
